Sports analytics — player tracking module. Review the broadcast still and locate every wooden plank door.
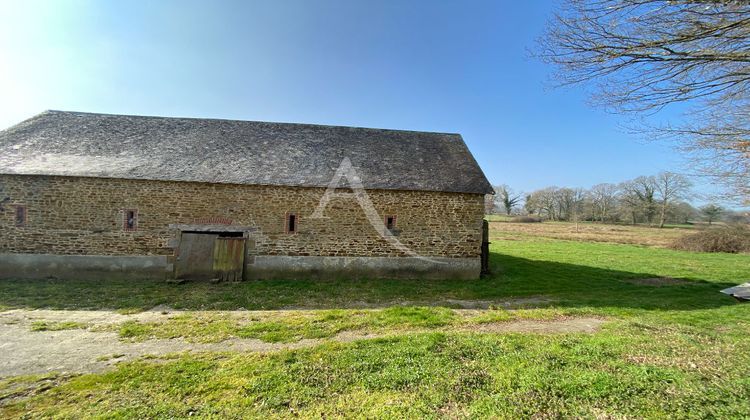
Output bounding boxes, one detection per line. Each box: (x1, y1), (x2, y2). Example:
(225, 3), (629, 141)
(175, 232), (219, 280)
(212, 237), (246, 282)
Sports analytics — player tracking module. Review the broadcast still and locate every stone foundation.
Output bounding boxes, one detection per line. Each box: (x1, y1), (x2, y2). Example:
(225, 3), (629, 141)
(0, 253), (169, 281)
(0, 253), (479, 281)
(248, 256), (480, 280)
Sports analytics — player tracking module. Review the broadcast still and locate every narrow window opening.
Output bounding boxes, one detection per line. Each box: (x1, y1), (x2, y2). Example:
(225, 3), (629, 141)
(385, 215), (396, 230)
(15, 205), (26, 227)
(286, 213), (297, 234)
(124, 209), (137, 231)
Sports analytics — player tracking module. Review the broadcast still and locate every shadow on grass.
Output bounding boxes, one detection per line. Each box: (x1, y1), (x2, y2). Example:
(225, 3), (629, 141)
(0, 252), (740, 312)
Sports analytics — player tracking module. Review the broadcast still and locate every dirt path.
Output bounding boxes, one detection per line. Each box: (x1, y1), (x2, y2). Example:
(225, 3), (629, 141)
(0, 309), (605, 378)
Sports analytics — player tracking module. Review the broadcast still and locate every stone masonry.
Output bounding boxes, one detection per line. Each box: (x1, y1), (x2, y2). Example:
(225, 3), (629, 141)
(0, 174), (485, 262)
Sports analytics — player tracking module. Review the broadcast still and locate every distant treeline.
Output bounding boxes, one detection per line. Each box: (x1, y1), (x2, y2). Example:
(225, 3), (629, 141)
(487, 172), (748, 227)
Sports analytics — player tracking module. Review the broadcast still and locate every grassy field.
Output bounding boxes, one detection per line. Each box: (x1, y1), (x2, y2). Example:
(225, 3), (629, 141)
(1, 221), (749, 418)
(488, 217), (696, 247)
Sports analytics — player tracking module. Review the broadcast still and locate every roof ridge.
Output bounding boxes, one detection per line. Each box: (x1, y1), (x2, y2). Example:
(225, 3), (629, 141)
(41, 110), (462, 137)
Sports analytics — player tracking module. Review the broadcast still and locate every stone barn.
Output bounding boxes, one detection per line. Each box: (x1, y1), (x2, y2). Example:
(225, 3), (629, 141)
(0, 111), (493, 281)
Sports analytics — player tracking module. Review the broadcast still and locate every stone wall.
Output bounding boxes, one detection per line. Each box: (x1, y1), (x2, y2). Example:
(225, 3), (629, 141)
(0, 175), (485, 262)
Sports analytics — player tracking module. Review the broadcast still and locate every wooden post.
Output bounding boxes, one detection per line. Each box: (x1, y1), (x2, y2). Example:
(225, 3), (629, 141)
(481, 220), (490, 276)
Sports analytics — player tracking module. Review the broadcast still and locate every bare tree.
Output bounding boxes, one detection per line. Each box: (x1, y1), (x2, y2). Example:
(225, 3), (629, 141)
(622, 176), (658, 226)
(618, 182), (642, 225)
(555, 188), (575, 221)
(590, 183), (620, 222)
(538, 1), (750, 203)
(496, 185), (523, 216)
(700, 204), (724, 226)
(524, 193), (538, 216)
(724, 209), (750, 224)
(551, 187), (586, 222)
(569, 188), (587, 231)
(539, 188), (559, 220)
(672, 201), (698, 225)
(525, 173), (705, 225)
(526, 187), (559, 220)
(654, 172), (693, 228)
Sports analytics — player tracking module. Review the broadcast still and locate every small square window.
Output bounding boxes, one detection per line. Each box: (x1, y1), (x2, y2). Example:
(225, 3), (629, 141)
(124, 209), (138, 231)
(385, 215), (396, 230)
(14, 205), (27, 227)
(286, 212), (297, 234)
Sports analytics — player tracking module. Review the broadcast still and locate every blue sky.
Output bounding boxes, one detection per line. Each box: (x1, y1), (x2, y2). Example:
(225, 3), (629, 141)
(0, 0), (695, 196)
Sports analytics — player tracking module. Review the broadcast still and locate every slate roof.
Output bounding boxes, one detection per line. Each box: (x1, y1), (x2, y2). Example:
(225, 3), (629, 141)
(0, 111), (493, 195)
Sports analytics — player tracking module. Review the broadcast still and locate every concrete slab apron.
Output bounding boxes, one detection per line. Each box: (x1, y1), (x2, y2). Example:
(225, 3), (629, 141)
(0, 323), (316, 378)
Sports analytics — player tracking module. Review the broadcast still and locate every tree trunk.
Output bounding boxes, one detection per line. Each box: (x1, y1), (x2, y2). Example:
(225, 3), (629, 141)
(658, 202), (667, 228)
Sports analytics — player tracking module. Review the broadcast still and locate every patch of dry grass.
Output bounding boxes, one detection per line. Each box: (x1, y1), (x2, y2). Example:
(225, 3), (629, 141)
(490, 221), (693, 247)
(670, 224), (750, 253)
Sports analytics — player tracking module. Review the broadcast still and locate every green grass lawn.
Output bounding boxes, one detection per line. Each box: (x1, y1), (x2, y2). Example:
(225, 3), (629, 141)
(1, 237), (749, 418)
